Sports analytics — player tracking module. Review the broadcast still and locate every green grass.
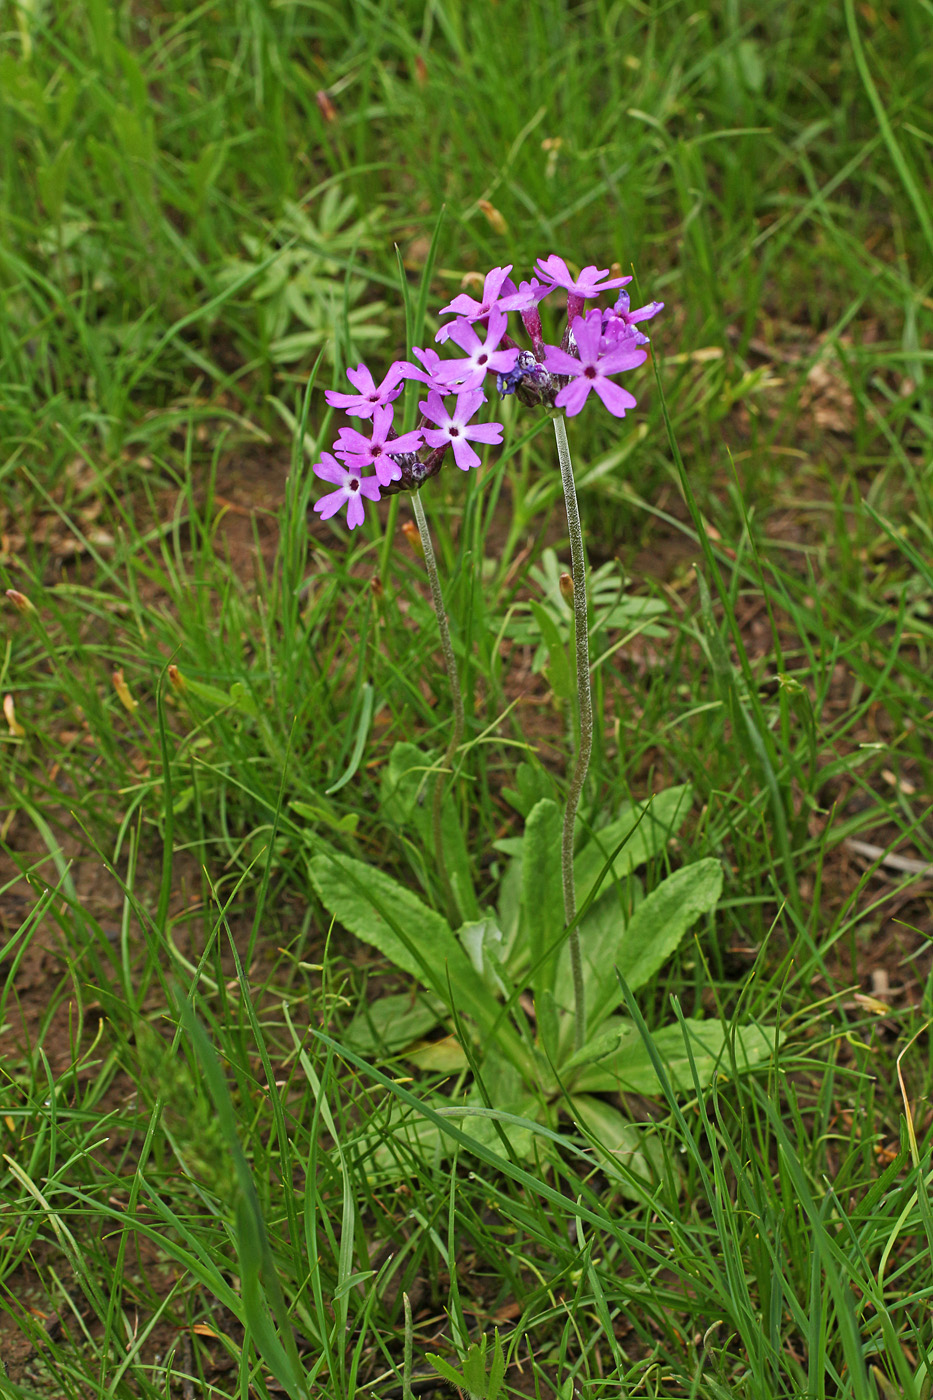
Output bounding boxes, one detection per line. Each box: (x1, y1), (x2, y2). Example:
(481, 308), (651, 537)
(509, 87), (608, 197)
(2, 0), (933, 1395)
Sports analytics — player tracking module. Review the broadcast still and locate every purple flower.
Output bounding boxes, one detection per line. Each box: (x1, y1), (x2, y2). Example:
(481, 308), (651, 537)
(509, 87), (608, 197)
(324, 363), (404, 419)
(334, 404), (424, 488)
(435, 310), (519, 390)
(419, 389), (504, 471)
(394, 345), (452, 394)
(542, 311), (647, 418)
(535, 254), (632, 323)
(535, 255), (631, 300)
(437, 265), (519, 329)
(598, 317), (649, 359)
(508, 278), (553, 311)
(312, 453), (381, 530)
(613, 289), (665, 326)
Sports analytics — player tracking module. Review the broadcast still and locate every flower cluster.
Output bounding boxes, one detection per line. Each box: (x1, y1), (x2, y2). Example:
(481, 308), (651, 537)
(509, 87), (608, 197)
(313, 254), (662, 529)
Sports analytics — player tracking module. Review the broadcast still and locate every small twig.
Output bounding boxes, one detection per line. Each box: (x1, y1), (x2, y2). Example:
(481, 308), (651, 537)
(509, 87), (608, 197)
(845, 838), (933, 877)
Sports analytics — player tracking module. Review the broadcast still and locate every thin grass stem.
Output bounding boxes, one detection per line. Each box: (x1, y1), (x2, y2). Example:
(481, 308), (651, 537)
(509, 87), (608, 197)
(411, 489), (464, 923)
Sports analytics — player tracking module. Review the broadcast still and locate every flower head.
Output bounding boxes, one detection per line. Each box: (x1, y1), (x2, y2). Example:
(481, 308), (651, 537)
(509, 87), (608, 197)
(324, 363), (405, 419)
(419, 389), (504, 471)
(334, 404), (424, 487)
(542, 310), (647, 418)
(312, 453), (381, 529)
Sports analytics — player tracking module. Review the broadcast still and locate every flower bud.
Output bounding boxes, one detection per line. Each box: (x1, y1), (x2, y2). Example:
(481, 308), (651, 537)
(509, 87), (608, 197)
(478, 200), (509, 235)
(167, 664), (186, 692)
(401, 520), (424, 558)
(5, 590), (35, 614)
(112, 668), (139, 715)
(3, 694), (25, 737)
(315, 90), (337, 123)
(559, 573), (574, 605)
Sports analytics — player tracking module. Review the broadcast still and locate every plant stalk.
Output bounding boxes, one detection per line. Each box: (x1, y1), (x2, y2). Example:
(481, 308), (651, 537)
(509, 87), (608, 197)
(411, 490), (464, 923)
(553, 412), (592, 1053)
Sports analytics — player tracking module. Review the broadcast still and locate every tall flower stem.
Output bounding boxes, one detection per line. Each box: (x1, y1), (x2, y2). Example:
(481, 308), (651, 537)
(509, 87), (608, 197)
(553, 412), (592, 1053)
(411, 489), (464, 923)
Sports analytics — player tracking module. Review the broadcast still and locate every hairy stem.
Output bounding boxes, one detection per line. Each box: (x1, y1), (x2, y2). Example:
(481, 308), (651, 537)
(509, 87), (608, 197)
(553, 412), (592, 1053)
(411, 490), (464, 923)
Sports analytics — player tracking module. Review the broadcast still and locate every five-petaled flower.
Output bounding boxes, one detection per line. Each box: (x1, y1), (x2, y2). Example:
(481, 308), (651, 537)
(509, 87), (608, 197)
(394, 346), (452, 394)
(543, 310), (648, 418)
(419, 389), (504, 472)
(437, 265), (515, 329)
(434, 309), (519, 390)
(324, 363), (404, 419)
(334, 404), (424, 487)
(312, 453), (382, 530)
(535, 254), (632, 323)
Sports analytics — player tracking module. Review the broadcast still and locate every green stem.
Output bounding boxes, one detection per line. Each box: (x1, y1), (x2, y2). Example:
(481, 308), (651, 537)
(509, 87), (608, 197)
(411, 490), (464, 923)
(553, 412), (592, 1053)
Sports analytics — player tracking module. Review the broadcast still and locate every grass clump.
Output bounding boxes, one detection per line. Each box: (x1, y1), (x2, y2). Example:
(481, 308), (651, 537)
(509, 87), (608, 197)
(1, 1), (933, 1396)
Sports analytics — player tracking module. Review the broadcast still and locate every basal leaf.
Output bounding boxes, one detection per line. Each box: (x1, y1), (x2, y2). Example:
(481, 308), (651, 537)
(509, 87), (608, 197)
(343, 992), (445, 1056)
(379, 741), (479, 922)
(574, 1018), (778, 1096)
(522, 798), (564, 998)
(309, 853), (488, 1030)
(570, 1094), (662, 1197)
(573, 783), (694, 910)
(588, 857), (723, 1028)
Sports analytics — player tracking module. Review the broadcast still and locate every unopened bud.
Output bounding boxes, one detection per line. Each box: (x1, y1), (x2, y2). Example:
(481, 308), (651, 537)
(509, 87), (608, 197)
(3, 694), (25, 737)
(112, 668), (138, 714)
(415, 54), (428, 86)
(5, 589), (35, 614)
(167, 664), (186, 692)
(402, 520), (424, 558)
(478, 200), (509, 235)
(370, 576), (384, 601)
(315, 89), (337, 123)
(559, 573), (574, 605)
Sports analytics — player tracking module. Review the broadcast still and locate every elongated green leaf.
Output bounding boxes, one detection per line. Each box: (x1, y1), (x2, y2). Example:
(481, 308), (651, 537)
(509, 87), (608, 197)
(356, 1094), (542, 1182)
(380, 741), (479, 922)
(570, 1094), (662, 1195)
(588, 858), (723, 1028)
(562, 1017), (636, 1075)
(573, 784), (694, 909)
(574, 1018), (778, 1096)
(405, 1036), (469, 1072)
(554, 881), (643, 1053)
(309, 852), (485, 1015)
(343, 992), (445, 1056)
(325, 681), (374, 795)
(427, 1334), (506, 1400)
(530, 599), (572, 698)
(308, 854), (534, 1075)
(522, 798), (564, 998)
